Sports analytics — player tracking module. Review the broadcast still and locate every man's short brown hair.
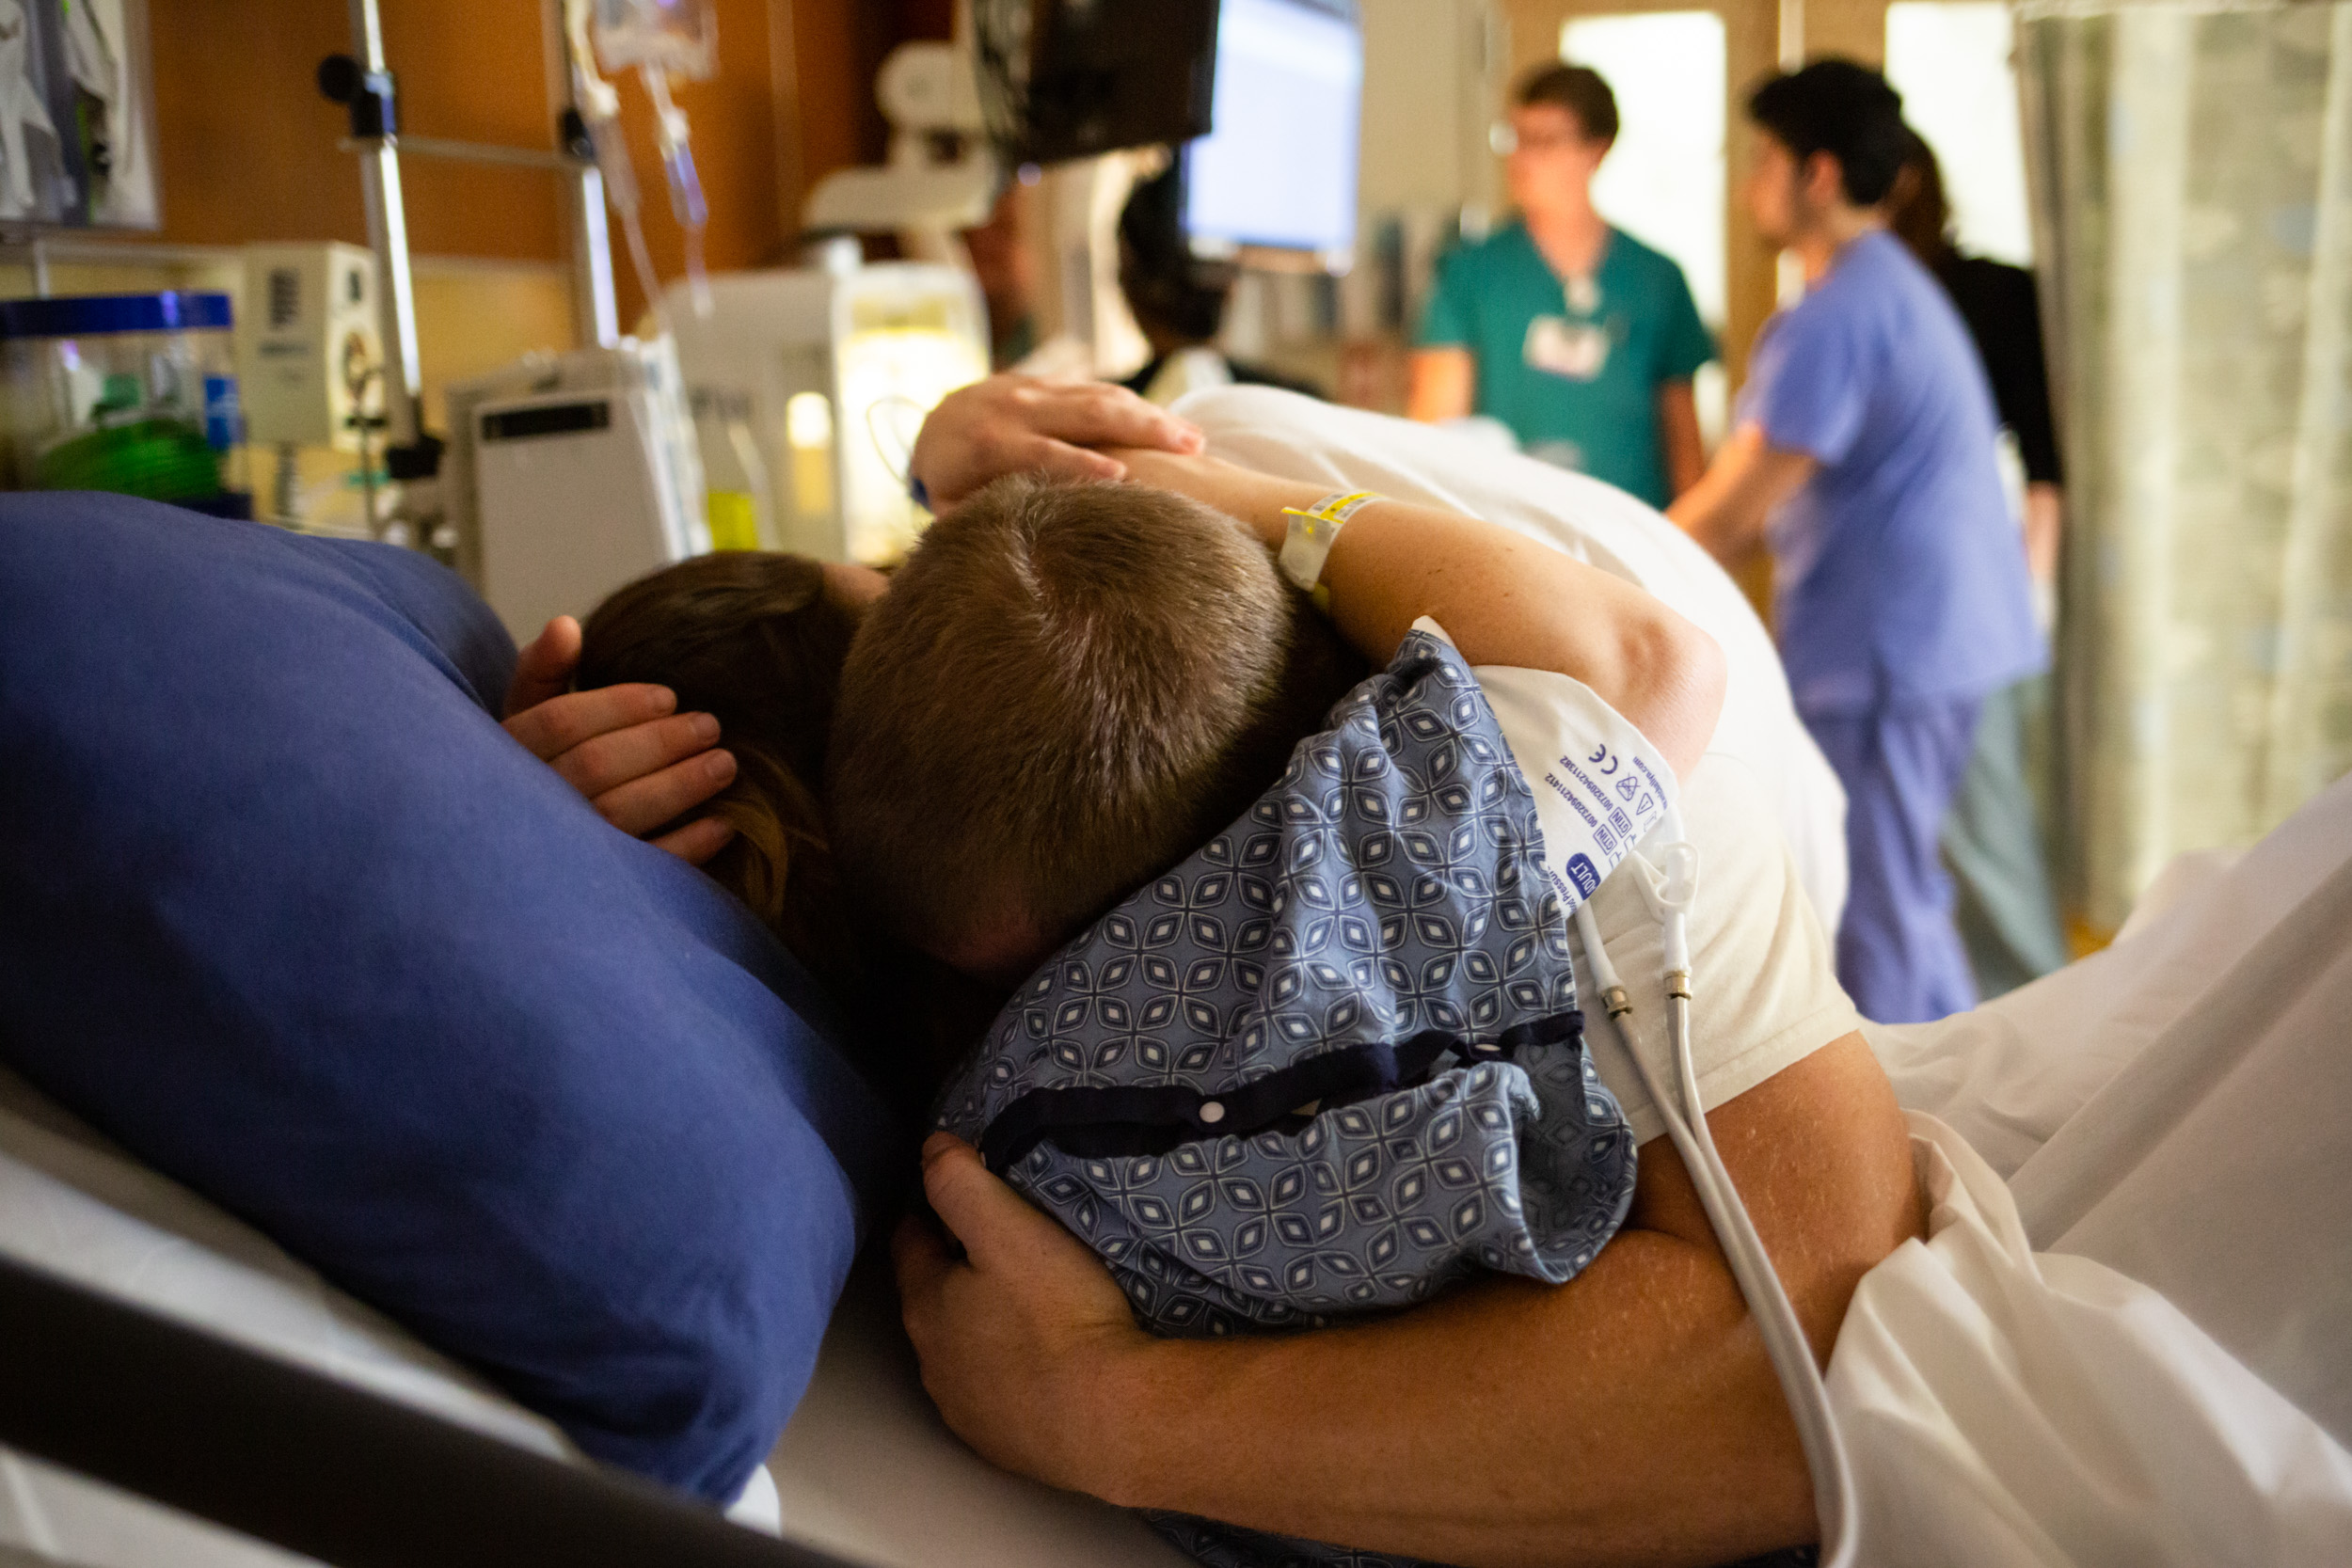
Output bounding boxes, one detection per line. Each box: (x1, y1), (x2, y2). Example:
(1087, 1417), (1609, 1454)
(828, 475), (1363, 958)
(1516, 63), (1619, 146)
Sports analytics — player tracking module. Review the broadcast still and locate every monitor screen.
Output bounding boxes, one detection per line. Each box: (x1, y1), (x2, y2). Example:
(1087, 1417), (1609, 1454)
(1181, 0), (1362, 260)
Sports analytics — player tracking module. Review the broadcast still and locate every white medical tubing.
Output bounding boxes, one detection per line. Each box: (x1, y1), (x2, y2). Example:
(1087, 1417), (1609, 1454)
(564, 0), (667, 325)
(1572, 899), (1632, 1024)
(865, 393), (929, 491)
(1574, 808), (1860, 1566)
(639, 67), (712, 317)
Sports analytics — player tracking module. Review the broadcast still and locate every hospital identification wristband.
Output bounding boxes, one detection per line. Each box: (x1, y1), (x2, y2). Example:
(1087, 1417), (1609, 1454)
(1279, 489), (1382, 611)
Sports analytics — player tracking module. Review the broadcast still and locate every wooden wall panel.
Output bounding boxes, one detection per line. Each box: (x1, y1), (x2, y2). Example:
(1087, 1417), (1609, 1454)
(145, 1), (370, 248)
(778, 0), (891, 215)
(143, 1), (563, 260)
(1502, 0), (1783, 388)
(136, 0), (899, 325)
(374, 2), (566, 262)
(1805, 0), (1890, 68)
(601, 0), (792, 322)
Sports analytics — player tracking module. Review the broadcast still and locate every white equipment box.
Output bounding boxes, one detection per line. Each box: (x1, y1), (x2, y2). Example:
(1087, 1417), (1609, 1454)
(662, 261), (988, 566)
(473, 388), (689, 644)
(236, 243), (382, 451)
(452, 336), (707, 642)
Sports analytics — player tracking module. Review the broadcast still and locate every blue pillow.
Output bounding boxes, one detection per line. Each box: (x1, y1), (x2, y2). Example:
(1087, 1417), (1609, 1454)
(0, 493), (900, 1502)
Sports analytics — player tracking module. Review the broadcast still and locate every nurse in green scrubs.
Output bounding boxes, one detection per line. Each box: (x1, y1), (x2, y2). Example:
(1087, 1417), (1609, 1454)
(1409, 63), (1715, 510)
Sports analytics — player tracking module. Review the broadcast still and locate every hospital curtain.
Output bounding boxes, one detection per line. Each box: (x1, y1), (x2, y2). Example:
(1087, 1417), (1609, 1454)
(2018, 0), (2352, 929)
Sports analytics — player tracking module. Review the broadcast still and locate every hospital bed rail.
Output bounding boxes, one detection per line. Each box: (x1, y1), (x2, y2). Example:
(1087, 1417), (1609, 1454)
(0, 1252), (868, 1568)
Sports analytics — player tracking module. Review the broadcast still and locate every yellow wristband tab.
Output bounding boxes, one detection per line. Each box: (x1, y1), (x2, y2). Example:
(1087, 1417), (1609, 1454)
(1278, 489), (1381, 600)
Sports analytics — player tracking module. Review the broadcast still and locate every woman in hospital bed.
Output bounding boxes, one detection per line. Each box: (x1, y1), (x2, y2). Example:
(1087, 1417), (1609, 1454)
(522, 377), (2351, 1567)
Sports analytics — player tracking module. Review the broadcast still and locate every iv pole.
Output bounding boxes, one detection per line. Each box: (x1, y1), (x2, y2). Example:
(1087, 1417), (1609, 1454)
(321, 0), (624, 538)
(340, 0), (421, 463)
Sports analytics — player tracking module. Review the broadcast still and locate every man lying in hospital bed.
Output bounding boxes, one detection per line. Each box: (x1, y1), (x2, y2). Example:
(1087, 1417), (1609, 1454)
(845, 387), (1887, 1567)
(1, 383), (2345, 1568)
(858, 383), (2352, 1567)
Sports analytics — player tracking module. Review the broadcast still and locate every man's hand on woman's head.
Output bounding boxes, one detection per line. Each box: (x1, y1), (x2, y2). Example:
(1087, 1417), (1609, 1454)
(911, 375), (1206, 513)
(895, 1132), (1154, 1498)
(501, 615), (739, 865)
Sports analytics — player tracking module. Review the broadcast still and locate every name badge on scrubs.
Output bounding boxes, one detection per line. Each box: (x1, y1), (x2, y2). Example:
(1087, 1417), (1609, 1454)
(1525, 315), (1611, 382)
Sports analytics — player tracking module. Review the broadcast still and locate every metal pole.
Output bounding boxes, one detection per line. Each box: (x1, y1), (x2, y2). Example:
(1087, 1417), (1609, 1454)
(334, 119), (617, 351)
(541, 0), (620, 349)
(347, 0), (423, 453)
(341, 133), (571, 171)
(571, 162), (622, 348)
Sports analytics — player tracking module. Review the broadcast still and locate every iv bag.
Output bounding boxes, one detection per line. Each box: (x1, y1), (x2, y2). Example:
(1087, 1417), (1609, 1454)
(592, 0), (717, 81)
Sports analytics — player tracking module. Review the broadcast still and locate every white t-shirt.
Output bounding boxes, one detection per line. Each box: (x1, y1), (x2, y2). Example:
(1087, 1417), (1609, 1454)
(1182, 385), (1851, 933)
(1477, 657), (1863, 1147)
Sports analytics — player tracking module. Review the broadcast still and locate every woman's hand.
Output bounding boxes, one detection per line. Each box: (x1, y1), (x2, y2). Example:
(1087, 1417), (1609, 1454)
(894, 1133), (1156, 1498)
(501, 616), (739, 865)
(910, 376), (1206, 512)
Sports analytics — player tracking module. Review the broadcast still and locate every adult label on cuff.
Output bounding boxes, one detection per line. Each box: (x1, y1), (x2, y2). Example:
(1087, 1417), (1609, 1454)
(1449, 638), (1678, 913)
(1537, 735), (1672, 900)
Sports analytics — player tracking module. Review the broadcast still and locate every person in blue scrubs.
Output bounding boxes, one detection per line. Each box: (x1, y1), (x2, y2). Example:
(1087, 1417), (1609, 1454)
(1887, 129), (2072, 1000)
(1408, 64), (1715, 508)
(1670, 60), (2042, 1023)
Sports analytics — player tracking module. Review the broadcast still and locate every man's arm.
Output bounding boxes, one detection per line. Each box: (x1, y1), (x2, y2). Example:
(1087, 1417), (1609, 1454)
(898, 1032), (1924, 1568)
(1406, 347), (1475, 423)
(1657, 379), (1706, 499)
(1666, 422), (1817, 568)
(1109, 447), (1725, 785)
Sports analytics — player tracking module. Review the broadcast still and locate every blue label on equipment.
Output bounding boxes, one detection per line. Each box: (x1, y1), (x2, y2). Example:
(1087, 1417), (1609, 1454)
(203, 374), (241, 452)
(1565, 853), (1601, 898)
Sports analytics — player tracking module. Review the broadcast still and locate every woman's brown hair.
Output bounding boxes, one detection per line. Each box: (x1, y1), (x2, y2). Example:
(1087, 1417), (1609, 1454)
(1886, 126), (1954, 270)
(577, 551), (862, 994)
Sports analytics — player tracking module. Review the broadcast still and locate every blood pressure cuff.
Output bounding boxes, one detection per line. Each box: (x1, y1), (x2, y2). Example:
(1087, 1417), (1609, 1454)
(935, 628), (1638, 1337)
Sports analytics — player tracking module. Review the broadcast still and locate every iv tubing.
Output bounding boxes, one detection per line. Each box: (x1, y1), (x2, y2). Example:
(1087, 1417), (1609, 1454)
(563, 0), (667, 326)
(1570, 813), (1859, 1567)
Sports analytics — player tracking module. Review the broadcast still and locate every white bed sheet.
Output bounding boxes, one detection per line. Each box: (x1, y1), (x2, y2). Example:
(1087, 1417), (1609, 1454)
(0, 1062), (1170, 1568)
(1828, 771), (2352, 1563)
(0, 1065), (565, 1568)
(765, 1259), (1187, 1568)
(1868, 769), (2352, 1440)
(1831, 1113), (2352, 1567)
